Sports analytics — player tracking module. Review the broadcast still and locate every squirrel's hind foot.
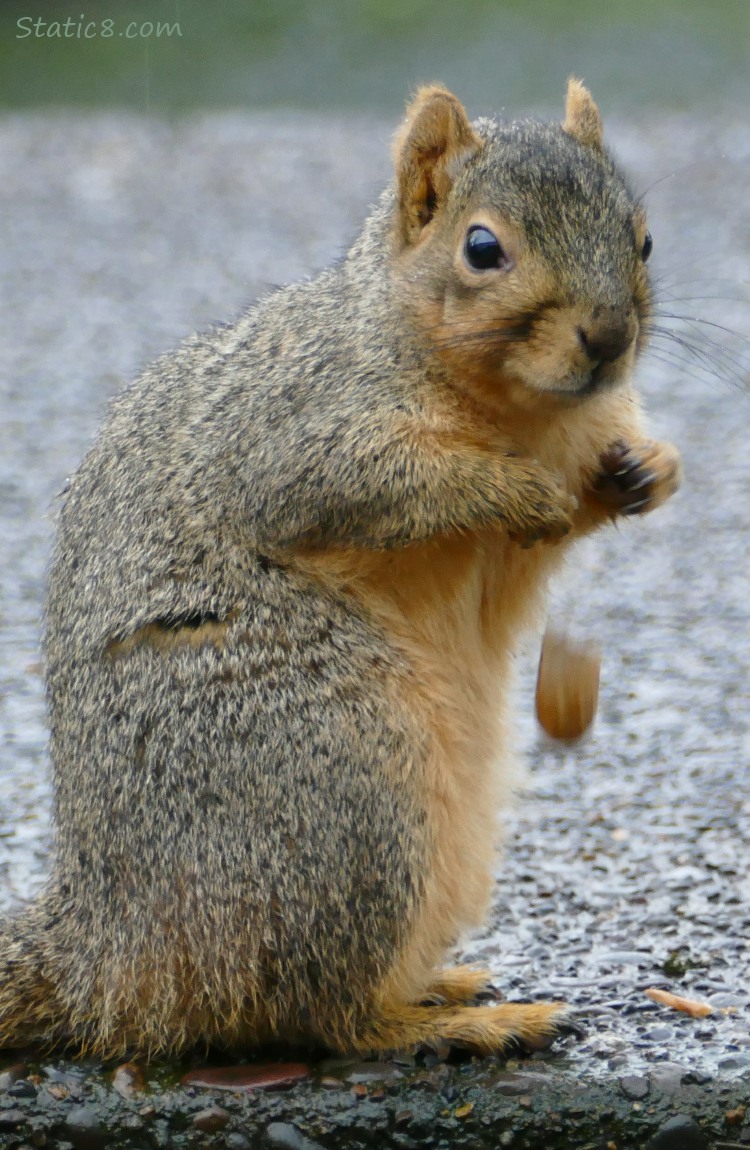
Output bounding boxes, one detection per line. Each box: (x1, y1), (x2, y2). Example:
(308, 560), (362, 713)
(352, 997), (574, 1057)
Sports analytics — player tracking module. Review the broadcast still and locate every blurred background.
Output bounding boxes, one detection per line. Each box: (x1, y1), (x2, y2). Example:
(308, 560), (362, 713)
(1, 0), (748, 116)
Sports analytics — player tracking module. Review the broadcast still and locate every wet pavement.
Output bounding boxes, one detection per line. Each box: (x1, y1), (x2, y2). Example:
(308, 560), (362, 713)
(0, 108), (749, 1147)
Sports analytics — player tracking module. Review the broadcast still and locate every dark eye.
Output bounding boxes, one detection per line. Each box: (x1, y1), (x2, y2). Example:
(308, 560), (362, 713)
(641, 231), (653, 262)
(464, 225), (506, 271)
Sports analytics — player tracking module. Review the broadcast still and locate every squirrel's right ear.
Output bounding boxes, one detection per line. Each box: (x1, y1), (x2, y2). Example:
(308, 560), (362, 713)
(562, 77), (604, 151)
(393, 85), (483, 248)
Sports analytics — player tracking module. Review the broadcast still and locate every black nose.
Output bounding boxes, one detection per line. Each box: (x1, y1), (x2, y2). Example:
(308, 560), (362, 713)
(577, 316), (634, 365)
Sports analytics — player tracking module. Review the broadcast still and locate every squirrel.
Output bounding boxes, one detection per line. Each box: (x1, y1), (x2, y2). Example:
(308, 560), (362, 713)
(0, 79), (681, 1061)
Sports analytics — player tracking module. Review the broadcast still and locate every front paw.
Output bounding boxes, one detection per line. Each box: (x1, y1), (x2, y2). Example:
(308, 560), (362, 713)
(507, 489), (577, 548)
(592, 440), (682, 517)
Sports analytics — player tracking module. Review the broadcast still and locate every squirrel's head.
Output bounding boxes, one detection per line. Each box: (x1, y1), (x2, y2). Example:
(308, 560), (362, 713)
(390, 80), (651, 410)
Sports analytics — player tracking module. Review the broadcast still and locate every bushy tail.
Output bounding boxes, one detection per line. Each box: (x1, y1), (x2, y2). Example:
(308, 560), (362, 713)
(0, 897), (67, 1050)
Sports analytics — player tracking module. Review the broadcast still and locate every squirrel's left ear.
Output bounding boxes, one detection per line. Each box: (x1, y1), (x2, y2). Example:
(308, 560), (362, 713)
(393, 85), (483, 248)
(562, 77), (604, 151)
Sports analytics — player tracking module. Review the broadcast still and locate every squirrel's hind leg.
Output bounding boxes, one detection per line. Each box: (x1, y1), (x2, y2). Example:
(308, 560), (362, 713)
(0, 894), (71, 1052)
(351, 997), (573, 1057)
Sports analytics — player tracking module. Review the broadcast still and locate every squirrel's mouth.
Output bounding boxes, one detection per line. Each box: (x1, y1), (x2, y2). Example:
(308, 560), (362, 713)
(543, 337), (638, 400)
(514, 359), (631, 405)
(562, 360), (629, 399)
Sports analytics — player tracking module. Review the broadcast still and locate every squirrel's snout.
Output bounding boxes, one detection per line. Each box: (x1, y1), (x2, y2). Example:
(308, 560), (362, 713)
(576, 314), (636, 367)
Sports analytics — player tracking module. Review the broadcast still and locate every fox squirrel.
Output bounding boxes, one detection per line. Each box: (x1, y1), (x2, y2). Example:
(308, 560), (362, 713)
(0, 80), (680, 1060)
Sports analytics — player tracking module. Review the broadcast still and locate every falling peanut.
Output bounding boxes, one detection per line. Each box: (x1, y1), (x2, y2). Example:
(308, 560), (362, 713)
(535, 627), (601, 741)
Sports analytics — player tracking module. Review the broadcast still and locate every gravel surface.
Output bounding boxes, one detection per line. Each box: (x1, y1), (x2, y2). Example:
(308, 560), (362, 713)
(0, 108), (749, 1146)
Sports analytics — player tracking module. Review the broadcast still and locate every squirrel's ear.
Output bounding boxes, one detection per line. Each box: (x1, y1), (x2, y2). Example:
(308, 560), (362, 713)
(393, 85), (482, 247)
(562, 77), (604, 151)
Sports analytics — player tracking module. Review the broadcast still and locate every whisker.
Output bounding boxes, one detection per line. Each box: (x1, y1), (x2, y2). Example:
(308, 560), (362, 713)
(657, 292), (750, 307)
(655, 275), (750, 291)
(641, 345), (736, 392)
(649, 325), (750, 380)
(648, 321), (750, 359)
(634, 157), (727, 205)
(645, 328), (750, 390)
(648, 325), (749, 372)
(428, 323), (532, 352)
(652, 311), (750, 344)
(641, 349), (705, 386)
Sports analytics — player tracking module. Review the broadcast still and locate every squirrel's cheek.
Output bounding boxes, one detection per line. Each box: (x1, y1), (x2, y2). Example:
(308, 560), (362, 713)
(502, 311), (583, 393)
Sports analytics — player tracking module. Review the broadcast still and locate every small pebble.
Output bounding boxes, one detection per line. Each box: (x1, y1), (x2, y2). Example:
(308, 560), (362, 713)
(719, 1053), (750, 1071)
(680, 1070), (712, 1086)
(64, 1105), (109, 1147)
(152, 1118), (172, 1149)
(619, 1075), (650, 1100)
(648, 1064), (687, 1093)
(64, 1107), (102, 1132)
(193, 1106), (230, 1133)
(225, 1131), (251, 1150)
(708, 992), (746, 1009)
(120, 1114), (145, 1131)
(344, 1061), (401, 1084)
(493, 1072), (549, 1098)
(646, 1114), (708, 1150)
(226, 1135), (252, 1150)
(7, 1081), (37, 1099)
(264, 1122), (325, 1150)
(112, 1062), (146, 1100)
(644, 1027), (672, 1042)
(0, 1065), (29, 1092)
(0, 1110), (26, 1131)
(599, 951), (651, 966)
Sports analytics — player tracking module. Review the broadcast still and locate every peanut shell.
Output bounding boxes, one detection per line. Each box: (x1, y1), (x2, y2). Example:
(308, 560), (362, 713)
(535, 628), (600, 741)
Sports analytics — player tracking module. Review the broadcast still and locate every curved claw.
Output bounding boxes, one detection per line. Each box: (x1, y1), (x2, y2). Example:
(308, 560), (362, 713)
(592, 439), (681, 517)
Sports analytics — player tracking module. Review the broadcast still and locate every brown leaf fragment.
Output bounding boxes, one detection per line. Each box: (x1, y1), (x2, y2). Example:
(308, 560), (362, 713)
(181, 1062), (311, 1092)
(644, 987), (713, 1017)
